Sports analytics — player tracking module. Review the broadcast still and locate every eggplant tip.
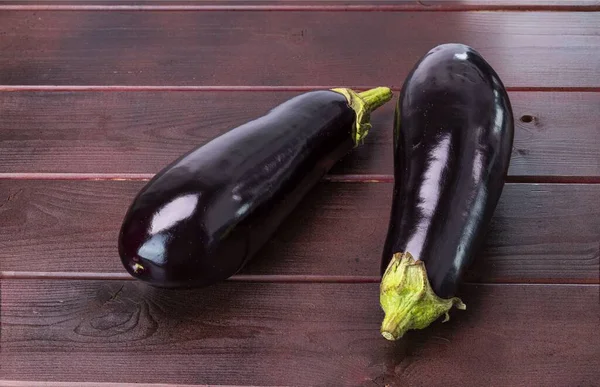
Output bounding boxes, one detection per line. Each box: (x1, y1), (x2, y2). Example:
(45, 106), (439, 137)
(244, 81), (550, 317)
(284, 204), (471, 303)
(381, 331), (396, 341)
(131, 262), (145, 274)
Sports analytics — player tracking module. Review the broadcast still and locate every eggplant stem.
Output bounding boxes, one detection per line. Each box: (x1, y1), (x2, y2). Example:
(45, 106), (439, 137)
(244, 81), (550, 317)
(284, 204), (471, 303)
(379, 252), (466, 341)
(331, 87), (393, 146)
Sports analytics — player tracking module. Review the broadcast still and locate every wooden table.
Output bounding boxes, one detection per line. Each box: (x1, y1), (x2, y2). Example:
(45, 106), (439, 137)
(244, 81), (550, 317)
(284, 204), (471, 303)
(1, 1), (599, 386)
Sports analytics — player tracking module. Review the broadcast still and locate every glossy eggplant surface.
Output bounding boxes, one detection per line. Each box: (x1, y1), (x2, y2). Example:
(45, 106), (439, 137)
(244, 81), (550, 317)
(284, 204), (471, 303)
(118, 87), (392, 288)
(379, 43), (514, 340)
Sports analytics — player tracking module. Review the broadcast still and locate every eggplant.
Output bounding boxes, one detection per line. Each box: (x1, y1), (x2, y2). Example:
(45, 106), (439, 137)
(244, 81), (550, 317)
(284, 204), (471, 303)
(379, 44), (514, 340)
(118, 87), (392, 288)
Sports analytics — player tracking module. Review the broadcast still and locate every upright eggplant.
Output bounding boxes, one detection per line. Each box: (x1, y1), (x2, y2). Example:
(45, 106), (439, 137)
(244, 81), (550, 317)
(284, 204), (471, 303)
(119, 87), (392, 288)
(379, 44), (514, 340)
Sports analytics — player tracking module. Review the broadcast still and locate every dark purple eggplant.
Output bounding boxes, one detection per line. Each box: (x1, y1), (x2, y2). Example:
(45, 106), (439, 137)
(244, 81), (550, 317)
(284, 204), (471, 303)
(118, 87), (392, 288)
(379, 44), (514, 340)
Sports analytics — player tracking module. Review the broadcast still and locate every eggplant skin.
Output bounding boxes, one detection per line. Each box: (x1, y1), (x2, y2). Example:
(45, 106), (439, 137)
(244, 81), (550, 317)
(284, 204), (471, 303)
(118, 88), (391, 288)
(381, 43), (514, 298)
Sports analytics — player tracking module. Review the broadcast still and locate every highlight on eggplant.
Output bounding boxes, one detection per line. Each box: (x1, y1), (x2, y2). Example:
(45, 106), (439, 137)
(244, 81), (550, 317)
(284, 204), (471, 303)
(118, 86), (393, 288)
(379, 43), (514, 340)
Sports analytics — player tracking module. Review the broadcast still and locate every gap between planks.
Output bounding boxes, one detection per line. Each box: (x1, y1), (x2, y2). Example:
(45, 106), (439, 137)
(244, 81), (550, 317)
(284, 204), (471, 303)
(1, 4), (599, 12)
(1, 271), (598, 285)
(1, 85), (599, 92)
(0, 271), (378, 283)
(1, 173), (599, 184)
(0, 381), (227, 387)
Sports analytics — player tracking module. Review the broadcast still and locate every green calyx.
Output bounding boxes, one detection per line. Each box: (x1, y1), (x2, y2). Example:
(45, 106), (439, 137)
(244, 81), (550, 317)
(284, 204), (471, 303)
(331, 87), (393, 146)
(380, 252), (466, 341)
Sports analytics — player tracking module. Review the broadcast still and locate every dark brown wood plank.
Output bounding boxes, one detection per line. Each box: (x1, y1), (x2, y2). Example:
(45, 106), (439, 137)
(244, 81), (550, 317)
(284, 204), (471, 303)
(0, 382), (198, 387)
(1, 91), (598, 177)
(1, 1), (598, 11)
(0, 12), (597, 87)
(1, 280), (598, 385)
(0, 181), (597, 283)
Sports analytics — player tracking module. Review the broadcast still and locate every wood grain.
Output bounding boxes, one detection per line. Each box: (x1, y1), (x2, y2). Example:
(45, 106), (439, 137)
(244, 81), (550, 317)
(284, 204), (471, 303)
(0, 181), (597, 283)
(0, 12), (597, 87)
(1, 280), (598, 385)
(1, 91), (598, 177)
(1, 1), (598, 11)
(2, 1), (599, 5)
(0, 382), (204, 387)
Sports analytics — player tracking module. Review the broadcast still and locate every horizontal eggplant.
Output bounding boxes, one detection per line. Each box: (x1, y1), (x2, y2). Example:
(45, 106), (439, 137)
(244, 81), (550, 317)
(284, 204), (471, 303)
(118, 87), (392, 288)
(379, 44), (514, 340)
